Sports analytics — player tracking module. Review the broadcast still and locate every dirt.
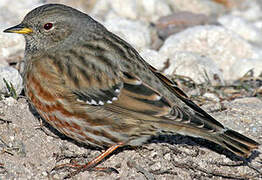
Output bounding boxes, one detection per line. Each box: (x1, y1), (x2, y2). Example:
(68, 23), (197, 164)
(0, 96), (261, 179)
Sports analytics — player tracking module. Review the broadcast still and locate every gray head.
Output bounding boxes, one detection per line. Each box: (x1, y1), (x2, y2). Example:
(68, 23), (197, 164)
(4, 4), (104, 53)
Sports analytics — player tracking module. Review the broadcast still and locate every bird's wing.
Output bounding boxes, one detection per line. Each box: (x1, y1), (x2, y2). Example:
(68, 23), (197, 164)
(72, 65), (223, 131)
(73, 69), (174, 119)
(146, 64), (225, 129)
(108, 71), (174, 118)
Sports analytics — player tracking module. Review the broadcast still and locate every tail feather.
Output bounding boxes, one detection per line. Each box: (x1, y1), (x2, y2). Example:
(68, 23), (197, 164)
(216, 129), (260, 158)
(158, 121), (259, 158)
(147, 63), (259, 158)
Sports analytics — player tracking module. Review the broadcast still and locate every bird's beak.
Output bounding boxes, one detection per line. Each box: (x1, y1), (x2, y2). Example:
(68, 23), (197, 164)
(3, 24), (33, 34)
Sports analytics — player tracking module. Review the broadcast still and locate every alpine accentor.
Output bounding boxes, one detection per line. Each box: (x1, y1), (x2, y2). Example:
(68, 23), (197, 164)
(4, 3), (259, 176)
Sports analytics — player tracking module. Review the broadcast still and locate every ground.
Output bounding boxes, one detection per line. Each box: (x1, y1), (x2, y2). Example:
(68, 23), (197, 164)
(0, 95), (261, 179)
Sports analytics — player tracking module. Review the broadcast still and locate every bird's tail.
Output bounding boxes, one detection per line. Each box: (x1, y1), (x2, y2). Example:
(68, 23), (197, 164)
(209, 128), (259, 158)
(147, 62), (259, 157)
(158, 121), (259, 158)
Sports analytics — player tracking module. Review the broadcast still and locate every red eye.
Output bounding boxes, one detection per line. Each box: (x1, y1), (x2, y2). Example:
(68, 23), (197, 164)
(43, 23), (53, 30)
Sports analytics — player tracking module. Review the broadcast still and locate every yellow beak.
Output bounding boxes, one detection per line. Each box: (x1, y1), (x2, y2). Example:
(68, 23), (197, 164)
(3, 24), (33, 34)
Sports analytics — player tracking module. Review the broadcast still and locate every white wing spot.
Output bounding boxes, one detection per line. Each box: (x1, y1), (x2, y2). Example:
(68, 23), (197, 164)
(76, 99), (84, 103)
(115, 89), (120, 93)
(107, 100), (112, 104)
(98, 101), (104, 105)
(112, 97), (118, 101)
(91, 99), (98, 105)
(134, 80), (142, 85)
(154, 95), (161, 101)
(86, 99), (98, 105)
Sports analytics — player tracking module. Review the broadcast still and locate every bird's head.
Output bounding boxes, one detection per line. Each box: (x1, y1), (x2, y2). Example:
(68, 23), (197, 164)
(4, 4), (102, 53)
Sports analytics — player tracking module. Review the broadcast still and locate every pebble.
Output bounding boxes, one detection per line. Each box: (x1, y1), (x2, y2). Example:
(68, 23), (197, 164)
(3, 97), (17, 106)
(104, 17), (151, 51)
(140, 49), (169, 71)
(159, 25), (259, 80)
(0, 32), (25, 64)
(218, 15), (262, 44)
(162, 51), (224, 85)
(203, 92), (220, 102)
(168, 0), (226, 16)
(230, 58), (262, 79)
(0, 66), (23, 96)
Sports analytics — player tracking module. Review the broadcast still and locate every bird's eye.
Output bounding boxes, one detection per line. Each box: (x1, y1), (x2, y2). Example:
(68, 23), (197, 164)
(43, 23), (53, 30)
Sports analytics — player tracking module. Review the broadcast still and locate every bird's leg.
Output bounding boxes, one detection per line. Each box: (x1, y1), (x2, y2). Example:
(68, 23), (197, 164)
(52, 142), (123, 178)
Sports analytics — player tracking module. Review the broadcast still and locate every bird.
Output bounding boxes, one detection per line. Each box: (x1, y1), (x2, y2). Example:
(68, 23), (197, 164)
(4, 3), (259, 176)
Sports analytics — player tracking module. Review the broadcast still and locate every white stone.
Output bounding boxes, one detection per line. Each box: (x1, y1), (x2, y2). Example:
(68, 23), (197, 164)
(231, 1), (262, 21)
(0, 0), (43, 22)
(110, 0), (138, 19)
(164, 52), (224, 85)
(253, 20), (262, 31)
(0, 31), (25, 63)
(3, 97), (17, 106)
(160, 25), (257, 80)
(138, 0), (172, 22)
(42, 171), (48, 177)
(99, 0), (172, 22)
(104, 17), (151, 51)
(150, 161), (161, 171)
(230, 58), (262, 79)
(251, 46), (262, 60)
(90, 0), (111, 19)
(1, 1), (42, 66)
(164, 153), (171, 161)
(0, 66), (23, 95)
(218, 15), (262, 43)
(0, 59), (9, 67)
(203, 92), (220, 102)
(167, 0), (225, 16)
(140, 49), (168, 71)
(93, 0), (171, 22)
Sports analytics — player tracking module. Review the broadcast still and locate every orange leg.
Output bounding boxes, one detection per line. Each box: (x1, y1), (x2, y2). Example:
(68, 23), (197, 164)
(53, 143), (123, 178)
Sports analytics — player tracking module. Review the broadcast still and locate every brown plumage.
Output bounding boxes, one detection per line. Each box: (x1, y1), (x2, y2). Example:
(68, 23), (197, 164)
(4, 3), (259, 176)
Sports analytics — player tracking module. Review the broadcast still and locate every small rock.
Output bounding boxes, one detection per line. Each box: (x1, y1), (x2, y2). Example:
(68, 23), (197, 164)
(159, 25), (257, 80)
(162, 52), (224, 85)
(203, 92), (220, 102)
(232, 97), (262, 104)
(0, 66), (23, 95)
(218, 15), (262, 43)
(91, 0), (111, 19)
(0, 59), (9, 68)
(156, 11), (217, 40)
(138, 0), (172, 22)
(97, 0), (172, 23)
(231, 1), (262, 21)
(150, 151), (158, 159)
(168, 0), (226, 16)
(110, 0), (138, 19)
(41, 171), (48, 177)
(3, 97), (17, 106)
(104, 17), (151, 51)
(140, 49), (169, 71)
(0, 32), (25, 64)
(150, 161), (161, 171)
(230, 58), (262, 79)
(164, 153), (171, 161)
(253, 20), (262, 31)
